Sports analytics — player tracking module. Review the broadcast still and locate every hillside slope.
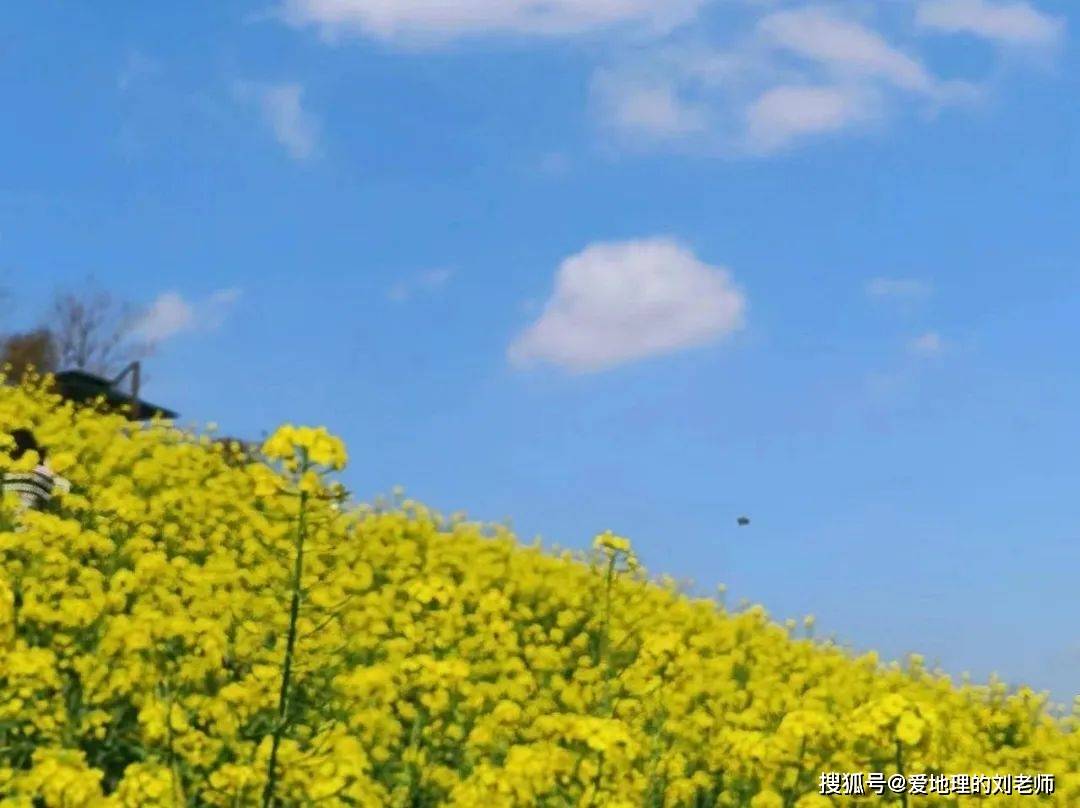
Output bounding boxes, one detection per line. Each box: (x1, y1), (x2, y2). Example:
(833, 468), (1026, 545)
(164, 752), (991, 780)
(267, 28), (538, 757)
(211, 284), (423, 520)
(0, 379), (1077, 806)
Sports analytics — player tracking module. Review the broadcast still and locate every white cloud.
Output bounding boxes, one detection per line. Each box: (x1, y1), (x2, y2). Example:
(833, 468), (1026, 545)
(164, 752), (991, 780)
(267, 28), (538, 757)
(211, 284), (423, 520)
(278, 0), (707, 42)
(235, 81), (320, 161)
(278, 0), (1055, 158)
(760, 9), (934, 92)
(916, 0), (1064, 46)
(592, 72), (708, 140)
(908, 330), (945, 356)
(132, 293), (195, 344)
(745, 84), (875, 152)
(592, 8), (967, 154)
(388, 268), (454, 302)
(509, 237), (745, 372)
(133, 289), (242, 344)
(866, 277), (933, 300)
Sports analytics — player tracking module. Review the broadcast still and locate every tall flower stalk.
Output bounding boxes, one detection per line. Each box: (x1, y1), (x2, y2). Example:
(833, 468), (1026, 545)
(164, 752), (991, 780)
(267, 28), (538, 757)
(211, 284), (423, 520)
(255, 426), (348, 808)
(260, 452), (310, 808)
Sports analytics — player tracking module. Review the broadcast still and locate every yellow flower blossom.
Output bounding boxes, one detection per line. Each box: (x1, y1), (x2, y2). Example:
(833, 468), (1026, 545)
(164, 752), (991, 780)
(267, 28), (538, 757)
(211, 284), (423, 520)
(0, 377), (1074, 806)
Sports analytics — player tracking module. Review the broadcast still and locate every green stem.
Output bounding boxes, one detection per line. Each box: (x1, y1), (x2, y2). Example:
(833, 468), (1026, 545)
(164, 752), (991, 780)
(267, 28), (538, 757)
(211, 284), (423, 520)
(894, 740), (909, 808)
(163, 674), (185, 807)
(599, 555), (616, 715)
(589, 554), (619, 806)
(261, 468), (310, 808)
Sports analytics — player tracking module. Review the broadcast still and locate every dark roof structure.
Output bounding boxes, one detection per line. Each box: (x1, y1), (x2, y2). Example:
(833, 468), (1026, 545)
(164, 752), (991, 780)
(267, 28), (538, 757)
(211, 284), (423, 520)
(53, 369), (178, 421)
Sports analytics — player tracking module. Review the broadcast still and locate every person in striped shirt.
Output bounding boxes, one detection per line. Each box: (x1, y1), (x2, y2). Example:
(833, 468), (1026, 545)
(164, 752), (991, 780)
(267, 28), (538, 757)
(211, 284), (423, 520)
(2, 429), (70, 512)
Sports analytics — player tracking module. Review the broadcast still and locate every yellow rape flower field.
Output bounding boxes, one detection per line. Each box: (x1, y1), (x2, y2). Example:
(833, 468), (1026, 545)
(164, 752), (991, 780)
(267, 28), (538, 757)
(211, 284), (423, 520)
(0, 377), (1078, 807)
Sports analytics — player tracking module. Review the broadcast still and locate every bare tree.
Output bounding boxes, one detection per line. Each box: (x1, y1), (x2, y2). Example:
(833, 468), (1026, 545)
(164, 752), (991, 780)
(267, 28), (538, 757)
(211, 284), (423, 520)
(0, 328), (59, 380)
(51, 282), (152, 377)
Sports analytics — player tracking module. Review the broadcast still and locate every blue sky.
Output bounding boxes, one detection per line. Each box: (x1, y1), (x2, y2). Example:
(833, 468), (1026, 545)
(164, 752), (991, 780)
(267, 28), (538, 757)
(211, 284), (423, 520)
(2, 1), (1078, 701)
